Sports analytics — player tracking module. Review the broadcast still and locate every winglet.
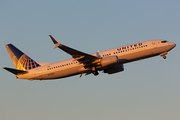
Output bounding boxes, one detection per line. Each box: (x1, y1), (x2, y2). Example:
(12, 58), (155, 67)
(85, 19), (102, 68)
(49, 35), (61, 49)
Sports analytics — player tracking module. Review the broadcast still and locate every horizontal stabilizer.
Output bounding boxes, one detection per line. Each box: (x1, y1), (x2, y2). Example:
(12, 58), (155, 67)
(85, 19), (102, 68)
(3, 67), (28, 75)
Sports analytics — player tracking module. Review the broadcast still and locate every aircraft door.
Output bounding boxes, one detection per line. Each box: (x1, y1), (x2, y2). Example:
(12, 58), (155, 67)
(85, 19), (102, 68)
(152, 41), (157, 48)
(150, 41), (156, 54)
(34, 68), (43, 76)
(38, 68), (43, 75)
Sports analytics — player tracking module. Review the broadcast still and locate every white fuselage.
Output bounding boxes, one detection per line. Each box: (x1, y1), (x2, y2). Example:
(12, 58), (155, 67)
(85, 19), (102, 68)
(16, 40), (176, 80)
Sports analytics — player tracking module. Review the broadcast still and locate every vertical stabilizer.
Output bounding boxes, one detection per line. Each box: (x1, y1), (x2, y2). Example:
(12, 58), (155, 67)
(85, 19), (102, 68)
(5, 44), (40, 70)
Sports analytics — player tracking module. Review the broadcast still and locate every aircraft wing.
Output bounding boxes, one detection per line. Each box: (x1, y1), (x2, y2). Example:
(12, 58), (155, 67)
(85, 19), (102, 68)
(49, 35), (101, 68)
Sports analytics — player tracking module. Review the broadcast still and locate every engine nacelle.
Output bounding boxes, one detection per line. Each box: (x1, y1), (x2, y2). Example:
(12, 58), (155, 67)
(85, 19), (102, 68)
(104, 64), (124, 74)
(101, 56), (119, 67)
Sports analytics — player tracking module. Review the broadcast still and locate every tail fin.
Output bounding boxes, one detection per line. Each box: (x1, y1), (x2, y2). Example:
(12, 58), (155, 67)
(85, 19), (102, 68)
(5, 44), (40, 70)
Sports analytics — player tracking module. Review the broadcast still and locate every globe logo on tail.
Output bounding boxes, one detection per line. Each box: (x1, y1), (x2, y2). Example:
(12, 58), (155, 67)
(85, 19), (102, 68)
(17, 54), (40, 70)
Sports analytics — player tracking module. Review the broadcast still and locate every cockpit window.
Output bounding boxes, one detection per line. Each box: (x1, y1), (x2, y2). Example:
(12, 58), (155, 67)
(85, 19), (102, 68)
(161, 40), (168, 43)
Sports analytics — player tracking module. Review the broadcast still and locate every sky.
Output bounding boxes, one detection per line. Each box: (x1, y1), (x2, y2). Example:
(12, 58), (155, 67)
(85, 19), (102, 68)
(0, 0), (180, 120)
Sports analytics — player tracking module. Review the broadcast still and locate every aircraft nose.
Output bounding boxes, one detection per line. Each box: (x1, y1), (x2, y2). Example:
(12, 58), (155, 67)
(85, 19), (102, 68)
(169, 42), (176, 48)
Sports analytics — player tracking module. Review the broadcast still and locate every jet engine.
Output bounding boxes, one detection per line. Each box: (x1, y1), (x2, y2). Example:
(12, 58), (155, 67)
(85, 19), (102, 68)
(101, 56), (119, 67)
(104, 64), (124, 74)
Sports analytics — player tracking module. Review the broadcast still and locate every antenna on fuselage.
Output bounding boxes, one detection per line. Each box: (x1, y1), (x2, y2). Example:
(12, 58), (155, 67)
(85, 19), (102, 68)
(96, 50), (102, 58)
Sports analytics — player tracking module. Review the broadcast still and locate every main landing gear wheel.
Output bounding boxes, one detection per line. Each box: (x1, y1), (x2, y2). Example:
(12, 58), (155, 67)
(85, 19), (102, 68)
(163, 56), (167, 59)
(93, 71), (99, 76)
(92, 66), (99, 76)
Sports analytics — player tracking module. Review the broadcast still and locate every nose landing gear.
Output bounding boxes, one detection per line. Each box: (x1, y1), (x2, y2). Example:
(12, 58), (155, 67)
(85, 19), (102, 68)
(163, 56), (167, 59)
(160, 52), (168, 59)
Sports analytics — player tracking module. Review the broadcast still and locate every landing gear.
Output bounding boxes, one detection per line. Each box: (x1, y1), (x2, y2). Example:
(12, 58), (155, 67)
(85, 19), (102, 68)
(93, 71), (99, 76)
(160, 52), (168, 59)
(163, 56), (167, 59)
(92, 66), (99, 76)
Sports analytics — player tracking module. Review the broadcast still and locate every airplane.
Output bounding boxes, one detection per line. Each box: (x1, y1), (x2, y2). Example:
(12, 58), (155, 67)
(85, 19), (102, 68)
(3, 35), (176, 80)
